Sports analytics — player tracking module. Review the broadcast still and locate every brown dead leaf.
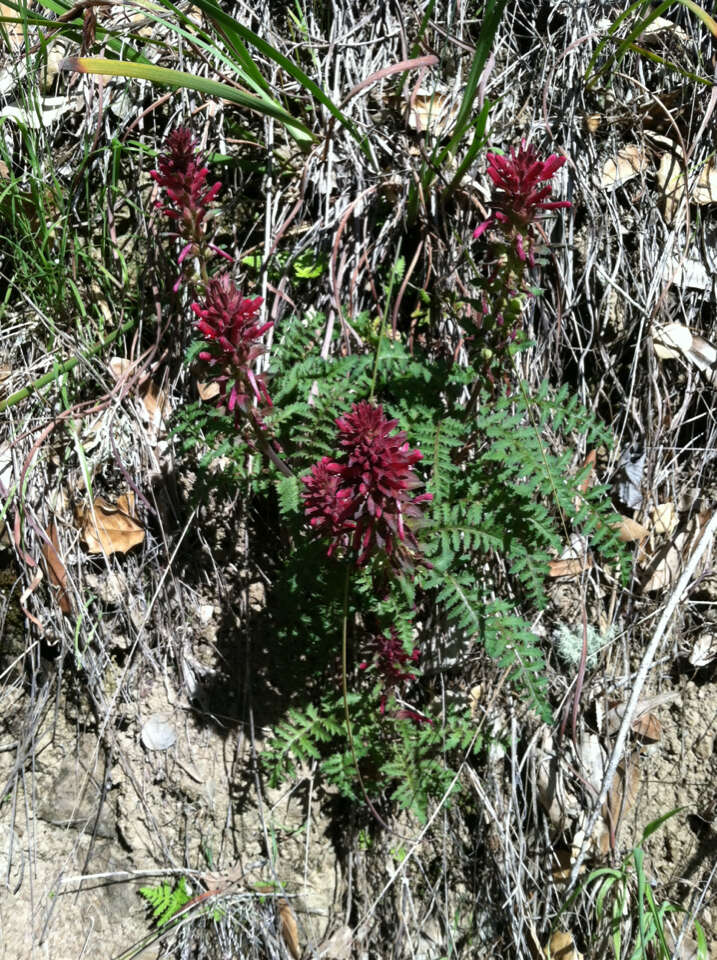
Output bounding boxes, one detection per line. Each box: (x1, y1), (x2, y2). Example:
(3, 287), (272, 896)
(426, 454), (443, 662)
(642, 510), (712, 593)
(600, 144), (647, 189)
(549, 557), (592, 578)
(197, 379), (220, 401)
(77, 496), (144, 555)
(140, 379), (170, 419)
(657, 147), (717, 223)
(550, 848), (573, 884)
(316, 924), (353, 959)
(408, 92), (458, 139)
(652, 502), (677, 536)
(545, 931), (583, 960)
(632, 712), (662, 741)
(278, 899), (300, 960)
(613, 516), (649, 543)
(578, 449), (596, 494)
(584, 113), (601, 134)
(108, 356), (133, 381)
(605, 692), (678, 737)
(600, 752), (640, 852)
(42, 521), (71, 615)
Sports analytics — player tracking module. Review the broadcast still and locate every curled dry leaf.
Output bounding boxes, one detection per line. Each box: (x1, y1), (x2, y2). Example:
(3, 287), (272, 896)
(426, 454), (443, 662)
(535, 732), (580, 830)
(652, 501), (677, 536)
(197, 379), (220, 401)
(278, 899), (300, 960)
(600, 144), (647, 189)
(548, 557), (590, 578)
(42, 521), (71, 615)
(638, 15), (689, 45)
(108, 356), (133, 381)
(613, 516), (649, 543)
(606, 692), (679, 737)
(641, 510), (712, 593)
(408, 91), (458, 139)
(652, 321), (694, 360)
(316, 924), (353, 959)
(77, 495), (144, 555)
(545, 931), (583, 960)
(657, 146), (717, 223)
(653, 322), (717, 384)
(549, 848), (572, 884)
(599, 752), (641, 853)
(578, 449), (596, 494)
(631, 712), (662, 741)
(689, 632), (717, 668)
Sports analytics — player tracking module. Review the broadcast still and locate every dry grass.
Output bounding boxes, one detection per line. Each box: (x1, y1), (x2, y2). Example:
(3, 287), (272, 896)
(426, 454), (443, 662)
(0, 1), (716, 958)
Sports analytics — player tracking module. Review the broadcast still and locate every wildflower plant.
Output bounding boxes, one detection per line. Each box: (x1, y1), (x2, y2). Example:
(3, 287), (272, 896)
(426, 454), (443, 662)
(162, 129), (624, 822)
(470, 139), (571, 381)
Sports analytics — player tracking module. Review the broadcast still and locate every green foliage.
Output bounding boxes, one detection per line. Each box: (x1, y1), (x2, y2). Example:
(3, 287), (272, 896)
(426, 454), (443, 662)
(139, 877), (192, 928)
(176, 298), (628, 815)
(563, 810), (707, 960)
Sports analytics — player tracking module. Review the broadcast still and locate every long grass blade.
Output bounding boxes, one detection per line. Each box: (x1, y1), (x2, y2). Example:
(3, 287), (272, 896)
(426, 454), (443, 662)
(60, 58), (313, 140)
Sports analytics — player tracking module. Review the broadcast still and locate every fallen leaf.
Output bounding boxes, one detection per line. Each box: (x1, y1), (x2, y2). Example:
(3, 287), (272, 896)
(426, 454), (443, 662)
(616, 445), (645, 509)
(549, 557), (591, 578)
(278, 899), (300, 960)
(600, 752), (640, 852)
(583, 113), (601, 134)
(600, 144), (647, 189)
(653, 322), (717, 384)
(545, 931), (583, 960)
(578, 449), (596, 494)
(652, 502), (677, 536)
(606, 692), (678, 737)
(661, 255), (710, 292)
(108, 356), (133, 380)
(549, 848), (573, 884)
(656, 147), (717, 223)
(642, 510), (712, 593)
(77, 496), (144, 555)
(613, 516), (649, 542)
(316, 924), (353, 959)
(638, 15), (689, 44)
(632, 712), (662, 741)
(197, 379), (220, 401)
(652, 321), (693, 360)
(42, 521), (71, 615)
(408, 91), (458, 139)
(689, 632), (717, 668)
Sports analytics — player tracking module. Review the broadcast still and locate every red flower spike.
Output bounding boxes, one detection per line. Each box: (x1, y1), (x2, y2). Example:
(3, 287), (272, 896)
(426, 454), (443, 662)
(302, 402), (432, 568)
(302, 457), (354, 554)
(151, 127), (221, 230)
(191, 273), (271, 413)
(474, 139), (571, 265)
(360, 628), (431, 725)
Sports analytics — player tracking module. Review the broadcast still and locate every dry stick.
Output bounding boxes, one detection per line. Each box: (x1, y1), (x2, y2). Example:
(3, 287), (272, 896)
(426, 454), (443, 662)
(566, 508), (717, 892)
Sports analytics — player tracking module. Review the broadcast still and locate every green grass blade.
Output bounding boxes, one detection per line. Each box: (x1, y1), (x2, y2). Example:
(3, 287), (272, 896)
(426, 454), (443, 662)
(680, 0), (717, 36)
(171, 0), (370, 160)
(60, 57), (313, 141)
(422, 0), (505, 198)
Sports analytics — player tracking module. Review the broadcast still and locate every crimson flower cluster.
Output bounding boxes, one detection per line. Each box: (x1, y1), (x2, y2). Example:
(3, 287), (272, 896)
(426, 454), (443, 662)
(302, 402), (432, 568)
(192, 273), (271, 414)
(359, 628), (430, 724)
(151, 127), (222, 284)
(473, 140), (571, 266)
